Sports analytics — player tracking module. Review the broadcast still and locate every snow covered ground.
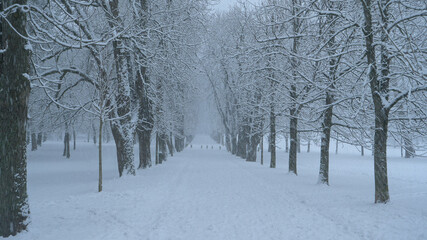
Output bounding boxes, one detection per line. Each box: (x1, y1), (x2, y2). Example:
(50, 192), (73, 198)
(7, 135), (427, 240)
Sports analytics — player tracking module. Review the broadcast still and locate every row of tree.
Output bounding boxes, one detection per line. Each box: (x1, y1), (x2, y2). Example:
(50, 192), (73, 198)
(1, 0), (208, 237)
(203, 0), (426, 204)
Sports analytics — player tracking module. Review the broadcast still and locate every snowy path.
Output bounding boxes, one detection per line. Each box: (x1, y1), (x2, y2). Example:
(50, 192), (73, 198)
(10, 135), (427, 240)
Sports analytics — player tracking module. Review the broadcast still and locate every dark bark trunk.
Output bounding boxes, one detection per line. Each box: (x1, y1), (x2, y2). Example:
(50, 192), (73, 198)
(225, 132), (231, 152)
(270, 105), (276, 168)
(31, 133), (37, 151)
(289, 111), (298, 174)
(159, 134), (167, 163)
(110, 123), (135, 177)
(155, 132), (159, 165)
(138, 129), (152, 169)
(319, 92), (333, 185)
(167, 133), (174, 157)
(260, 136), (264, 165)
(335, 134), (339, 154)
(285, 133), (289, 153)
(0, 1), (31, 235)
(92, 123), (97, 144)
(63, 132), (70, 159)
(73, 130), (76, 150)
(237, 123), (249, 159)
(403, 137), (415, 158)
(246, 133), (259, 162)
(98, 118), (103, 192)
(307, 139), (310, 153)
(361, 0), (390, 203)
(231, 134), (237, 155)
(37, 133), (42, 147)
(106, 0), (135, 177)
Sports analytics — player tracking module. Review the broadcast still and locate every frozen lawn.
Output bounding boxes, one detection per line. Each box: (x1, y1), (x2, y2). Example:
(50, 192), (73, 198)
(8, 135), (427, 240)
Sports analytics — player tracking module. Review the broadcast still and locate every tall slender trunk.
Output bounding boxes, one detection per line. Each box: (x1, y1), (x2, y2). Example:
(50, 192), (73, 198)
(231, 134), (237, 155)
(403, 137), (415, 158)
(260, 136), (264, 165)
(167, 133), (174, 157)
(92, 122), (97, 144)
(98, 118), (103, 192)
(285, 133), (289, 153)
(37, 132), (42, 147)
(225, 131), (231, 152)
(289, 112), (298, 174)
(335, 133), (339, 154)
(0, 1), (31, 235)
(155, 132), (159, 165)
(361, 0), (390, 203)
(73, 129), (76, 150)
(270, 104), (276, 168)
(31, 133), (37, 151)
(319, 92), (333, 185)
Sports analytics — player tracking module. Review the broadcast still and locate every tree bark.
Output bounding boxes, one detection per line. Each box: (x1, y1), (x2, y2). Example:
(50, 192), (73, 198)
(31, 133), (37, 151)
(98, 118), (103, 192)
(37, 132), (42, 147)
(270, 104), (276, 168)
(289, 111), (298, 174)
(361, 0), (390, 203)
(319, 93), (333, 185)
(260, 136), (264, 165)
(73, 129), (76, 150)
(138, 129), (152, 169)
(0, 1), (31, 235)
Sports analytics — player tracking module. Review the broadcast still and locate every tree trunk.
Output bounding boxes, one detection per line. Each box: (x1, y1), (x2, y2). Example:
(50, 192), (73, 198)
(373, 109), (390, 203)
(285, 133), (289, 153)
(159, 134), (167, 163)
(0, 1), (31, 235)
(167, 133), (174, 157)
(110, 123), (135, 177)
(63, 132), (70, 159)
(138, 129), (152, 169)
(73, 129), (76, 150)
(231, 134), (237, 155)
(307, 139), (310, 153)
(260, 136), (264, 165)
(361, 0), (390, 203)
(246, 133), (258, 162)
(270, 104), (276, 168)
(92, 123), (97, 144)
(335, 134), (339, 154)
(225, 132), (231, 152)
(403, 137), (415, 158)
(31, 133), (37, 151)
(98, 118), (103, 192)
(155, 132), (159, 165)
(37, 132), (42, 147)
(319, 92), (333, 185)
(289, 112), (298, 174)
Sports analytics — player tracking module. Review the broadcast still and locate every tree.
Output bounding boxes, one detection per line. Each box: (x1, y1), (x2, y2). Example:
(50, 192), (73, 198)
(0, 1), (31, 237)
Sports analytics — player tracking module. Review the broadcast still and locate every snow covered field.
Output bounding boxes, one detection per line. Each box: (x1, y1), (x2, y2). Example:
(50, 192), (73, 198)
(8, 135), (427, 240)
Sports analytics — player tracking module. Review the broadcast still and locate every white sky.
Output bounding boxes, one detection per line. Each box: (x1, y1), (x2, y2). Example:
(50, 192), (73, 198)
(212, 0), (261, 12)
(212, 0), (237, 11)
